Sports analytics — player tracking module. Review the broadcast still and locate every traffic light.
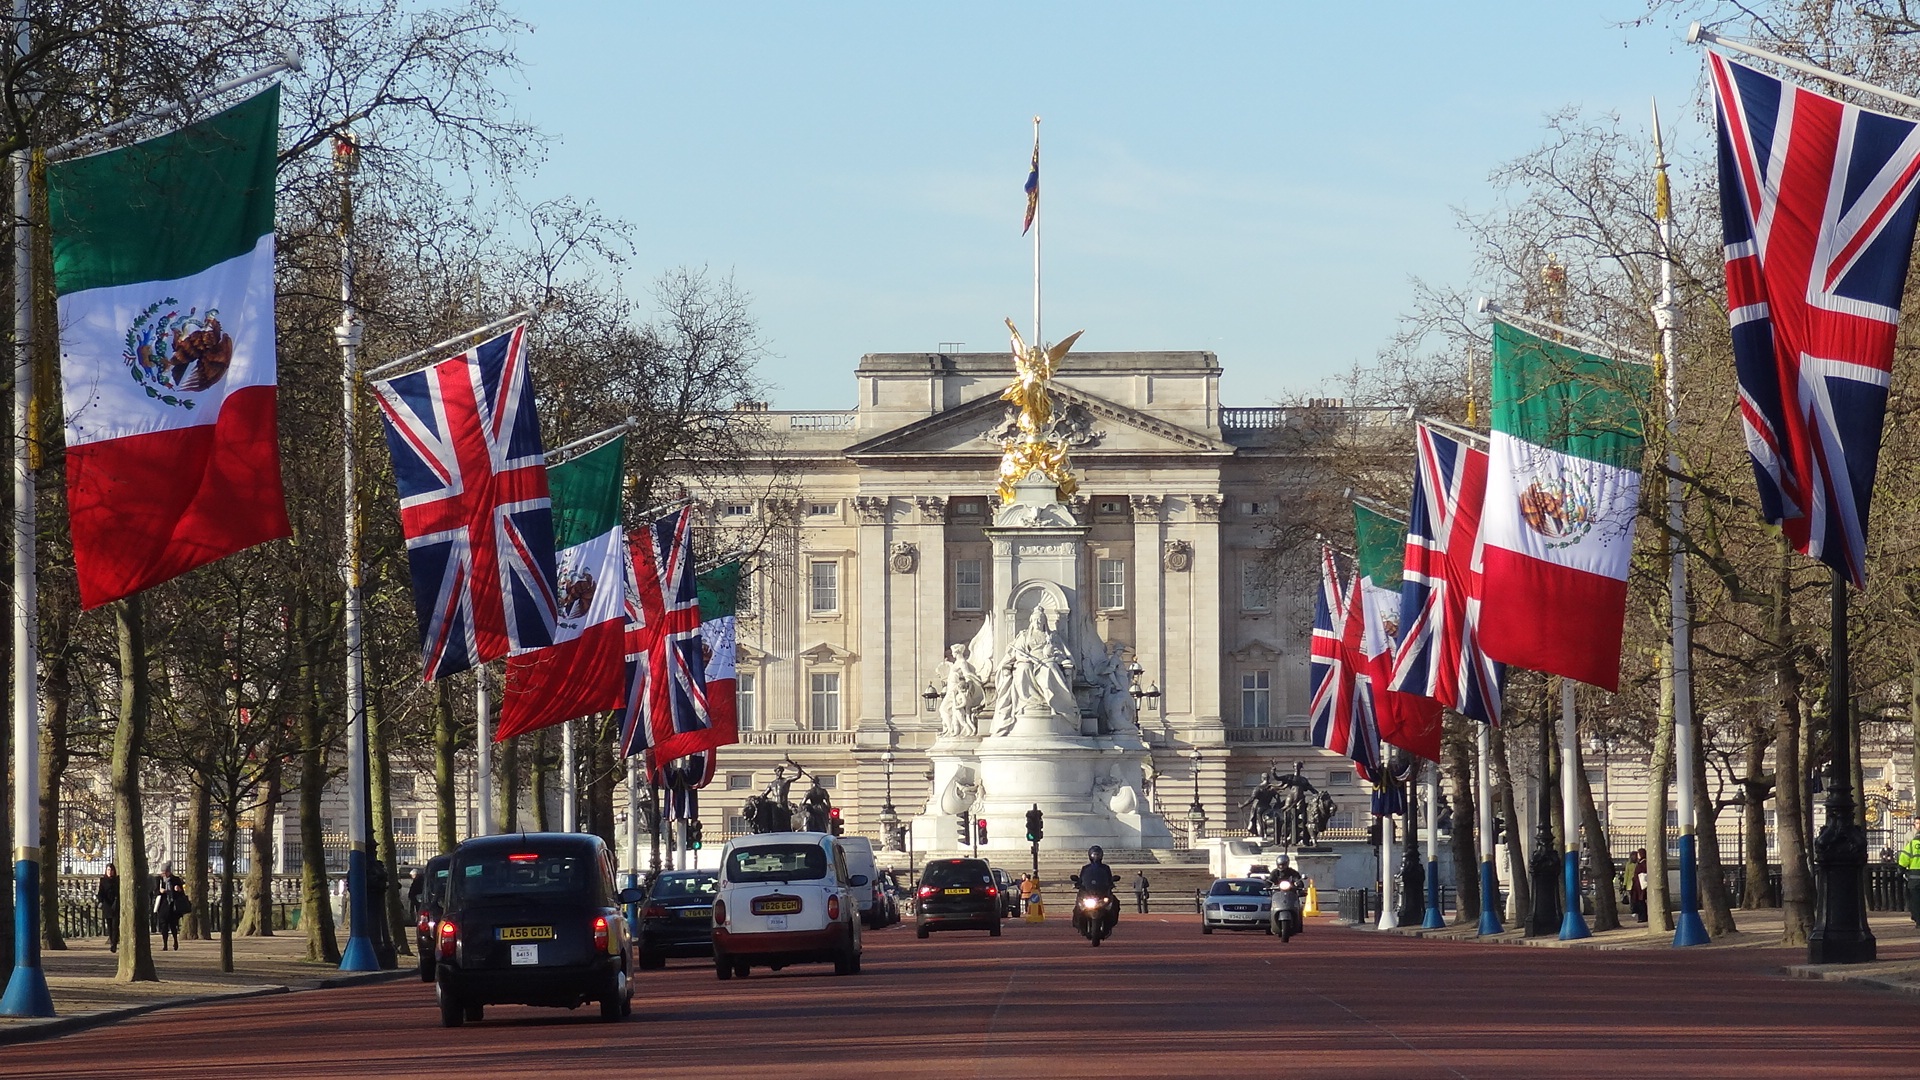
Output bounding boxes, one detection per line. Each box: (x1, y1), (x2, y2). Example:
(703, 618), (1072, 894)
(688, 820), (704, 850)
(828, 806), (844, 837)
(1025, 805), (1044, 843)
(956, 812), (970, 846)
(975, 817), (989, 845)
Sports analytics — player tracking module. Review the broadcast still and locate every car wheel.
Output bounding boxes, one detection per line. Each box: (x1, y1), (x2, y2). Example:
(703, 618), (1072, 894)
(1202, 922), (1213, 935)
(418, 955), (434, 983)
(637, 950), (665, 971)
(463, 1002), (484, 1023)
(916, 924), (930, 940)
(733, 960), (751, 979)
(600, 971), (627, 1022)
(715, 953), (733, 981)
(989, 920), (1002, 938)
(437, 989), (464, 1028)
(850, 948), (862, 975)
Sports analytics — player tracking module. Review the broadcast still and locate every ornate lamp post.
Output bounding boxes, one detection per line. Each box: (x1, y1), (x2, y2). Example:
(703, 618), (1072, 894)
(1187, 746), (1206, 843)
(879, 750), (901, 852)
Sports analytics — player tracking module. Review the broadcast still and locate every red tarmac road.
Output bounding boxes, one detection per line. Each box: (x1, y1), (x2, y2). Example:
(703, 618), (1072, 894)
(4, 914), (1916, 1079)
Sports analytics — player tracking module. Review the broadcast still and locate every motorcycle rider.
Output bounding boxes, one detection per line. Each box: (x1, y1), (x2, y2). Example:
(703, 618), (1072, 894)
(1268, 854), (1305, 936)
(1074, 846), (1120, 934)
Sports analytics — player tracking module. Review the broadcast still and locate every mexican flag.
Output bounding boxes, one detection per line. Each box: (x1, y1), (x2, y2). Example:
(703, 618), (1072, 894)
(49, 86), (290, 609)
(693, 560), (744, 754)
(498, 437), (628, 740)
(1479, 320), (1650, 691)
(1354, 502), (1442, 761)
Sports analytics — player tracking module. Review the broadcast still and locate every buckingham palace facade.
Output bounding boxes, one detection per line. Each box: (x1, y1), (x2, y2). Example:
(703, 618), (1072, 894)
(680, 347), (1404, 851)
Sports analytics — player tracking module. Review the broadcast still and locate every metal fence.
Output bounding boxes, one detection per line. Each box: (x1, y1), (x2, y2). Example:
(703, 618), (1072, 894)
(54, 875), (314, 938)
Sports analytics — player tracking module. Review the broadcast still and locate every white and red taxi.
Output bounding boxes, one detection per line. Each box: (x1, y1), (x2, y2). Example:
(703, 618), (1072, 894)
(711, 831), (865, 979)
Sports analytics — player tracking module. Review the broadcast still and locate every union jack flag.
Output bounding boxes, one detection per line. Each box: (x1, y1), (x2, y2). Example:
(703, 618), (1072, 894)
(1390, 424), (1504, 726)
(1711, 53), (1920, 586)
(616, 508), (716, 780)
(372, 324), (559, 680)
(1308, 546), (1379, 782)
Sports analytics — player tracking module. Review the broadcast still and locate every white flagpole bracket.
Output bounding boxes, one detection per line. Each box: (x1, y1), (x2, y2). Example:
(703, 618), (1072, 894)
(1478, 298), (1655, 365)
(545, 418), (636, 464)
(1413, 415), (1490, 446)
(364, 307), (538, 379)
(1689, 23), (1920, 113)
(48, 52), (303, 161)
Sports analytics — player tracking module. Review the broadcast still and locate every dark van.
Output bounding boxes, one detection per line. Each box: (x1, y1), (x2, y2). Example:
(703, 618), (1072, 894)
(431, 833), (642, 1026)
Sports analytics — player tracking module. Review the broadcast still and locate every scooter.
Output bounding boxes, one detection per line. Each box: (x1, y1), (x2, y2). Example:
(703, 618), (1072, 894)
(1069, 875), (1118, 947)
(1270, 877), (1302, 943)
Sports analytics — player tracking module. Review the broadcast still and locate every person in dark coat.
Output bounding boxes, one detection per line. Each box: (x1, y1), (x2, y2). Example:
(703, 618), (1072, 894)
(149, 863), (183, 935)
(155, 880), (189, 951)
(97, 864), (122, 951)
(1628, 848), (1649, 923)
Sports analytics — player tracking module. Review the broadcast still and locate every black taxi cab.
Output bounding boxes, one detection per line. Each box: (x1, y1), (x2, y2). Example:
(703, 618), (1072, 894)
(431, 833), (643, 1026)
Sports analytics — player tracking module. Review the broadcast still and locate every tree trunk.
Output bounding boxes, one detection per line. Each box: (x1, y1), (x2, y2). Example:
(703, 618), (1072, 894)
(218, 799), (240, 972)
(112, 597), (157, 982)
(1775, 540), (1813, 946)
(586, 725), (617, 847)
(433, 680), (458, 852)
(1575, 752), (1620, 932)
(242, 755), (281, 936)
(1490, 722), (1529, 923)
(184, 764), (212, 940)
(1742, 719), (1774, 909)
(1446, 716), (1480, 924)
(297, 602), (339, 964)
(531, 726), (551, 832)
(496, 735), (519, 833)
(1646, 651), (1676, 933)
(367, 688), (410, 956)
(1691, 715), (1737, 936)
(37, 631), (71, 950)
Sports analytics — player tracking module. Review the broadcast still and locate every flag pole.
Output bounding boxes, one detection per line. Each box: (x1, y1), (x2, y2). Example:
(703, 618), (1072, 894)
(1031, 116), (1041, 350)
(1688, 23), (1920, 113)
(475, 666), (494, 836)
(1476, 722), (1503, 934)
(332, 131), (379, 972)
(1422, 759), (1444, 928)
(1477, 299), (1655, 364)
(1557, 679), (1591, 938)
(2, 0), (53, 1018)
(363, 308), (538, 379)
(562, 721), (576, 832)
(1652, 100), (1708, 948)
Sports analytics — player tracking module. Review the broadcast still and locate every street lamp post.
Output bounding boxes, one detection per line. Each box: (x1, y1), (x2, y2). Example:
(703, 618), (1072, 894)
(879, 750), (900, 853)
(1187, 746), (1205, 844)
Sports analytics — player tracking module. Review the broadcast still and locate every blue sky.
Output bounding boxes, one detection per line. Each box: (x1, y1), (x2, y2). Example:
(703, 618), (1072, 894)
(511, 2), (1708, 409)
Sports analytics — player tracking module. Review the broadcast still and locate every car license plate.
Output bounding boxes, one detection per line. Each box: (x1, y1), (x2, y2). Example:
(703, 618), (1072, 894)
(752, 898), (800, 915)
(498, 925), (555, 941)
(680, 907), (712, 919)
(766, 915), (787, 931)
(510, 943), (539, 965)
(944, 887), (970, 895)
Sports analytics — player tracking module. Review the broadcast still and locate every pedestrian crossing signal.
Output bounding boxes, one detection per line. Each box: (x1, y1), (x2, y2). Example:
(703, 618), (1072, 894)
(1025, 806), (1044, 843)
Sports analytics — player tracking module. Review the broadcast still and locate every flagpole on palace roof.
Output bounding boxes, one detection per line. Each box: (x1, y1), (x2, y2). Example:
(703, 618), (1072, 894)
(1652, 100), (1709, 949)
(1030, 117), (1041, 350)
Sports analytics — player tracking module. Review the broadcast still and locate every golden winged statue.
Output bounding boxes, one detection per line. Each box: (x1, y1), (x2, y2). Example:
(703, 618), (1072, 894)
(997, 318), (1085, 502)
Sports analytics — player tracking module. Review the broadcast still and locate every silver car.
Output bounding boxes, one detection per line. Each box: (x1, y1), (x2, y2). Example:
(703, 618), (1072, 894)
(1199, 877), (1273, 935)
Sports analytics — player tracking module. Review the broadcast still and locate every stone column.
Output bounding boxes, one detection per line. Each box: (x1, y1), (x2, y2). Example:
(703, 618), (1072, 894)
(854, 496), (891, 735)
(910, 496), (949, 732)
(1130, 494), (1165, 738)
(1189, 494), (1225, 729)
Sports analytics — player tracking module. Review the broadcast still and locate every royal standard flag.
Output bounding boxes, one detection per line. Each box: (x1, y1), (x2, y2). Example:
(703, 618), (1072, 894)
(1478, 320), (1650, 691)
(49, 86), (290, 609)
(498, 437), (628, 740)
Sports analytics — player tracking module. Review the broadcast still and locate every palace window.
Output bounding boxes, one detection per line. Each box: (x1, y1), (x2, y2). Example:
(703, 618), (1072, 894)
(1327, 770), (1352, 786)
(809, 560), (839, 614)
(1240, 500), (1271, 516)
(736, 672), (756, 732)
(1098, 558), (1126, 610)
(728, 774), (753, 791)
(809, 673), (841, 731)
(1097, 498), (1126, 516)
(954, 559), (983, 611)
(807, 502), (838, 517)
(1241, 671), (1271, 727)
(1240, 562), (1270, 612)
(953, 499), (984, 517)
(723, 502), (753, 518)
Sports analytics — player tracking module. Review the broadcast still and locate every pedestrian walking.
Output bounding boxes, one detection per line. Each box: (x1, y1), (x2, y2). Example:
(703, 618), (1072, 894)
(149, 863), (183, 936)
(97, 864), (122, 952)
(156, 880), (190, 951)
(1628, 848), (1649, 923)
(1132, 870), (1150, 914)
(1898, 817), (1920, 927)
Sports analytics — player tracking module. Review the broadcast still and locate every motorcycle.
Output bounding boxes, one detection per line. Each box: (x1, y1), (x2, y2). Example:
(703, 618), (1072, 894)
(1270, 876), (1302, 943)
(1069, 875), (1118, 947)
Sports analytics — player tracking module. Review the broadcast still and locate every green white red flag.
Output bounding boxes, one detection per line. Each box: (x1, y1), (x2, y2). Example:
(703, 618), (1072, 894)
(1478, 320), (1650, 691)
(1354, 502), (1442, 761)
(498, 437), (628, 739)
(693, 559), (743, 755)
(49, 86), (289, 608)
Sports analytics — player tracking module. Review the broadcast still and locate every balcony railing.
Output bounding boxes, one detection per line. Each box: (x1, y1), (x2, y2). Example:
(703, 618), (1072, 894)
(1224, 726), (1310, 744)
(739, 729), (858, 747)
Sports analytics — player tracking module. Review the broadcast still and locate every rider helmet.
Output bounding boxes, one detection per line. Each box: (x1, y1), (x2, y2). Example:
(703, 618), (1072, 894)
(1087, 845), (1105, 863)
(1276, 854), (1291, 868)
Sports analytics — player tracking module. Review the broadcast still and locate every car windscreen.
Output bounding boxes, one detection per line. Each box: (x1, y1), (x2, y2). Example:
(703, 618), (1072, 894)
(450, 850), (594, 906)
(652, 873), (718, 899)
(921, 861), (990, 887)
(726, 844), (827, 883)
(1210, 880), (1268, 896)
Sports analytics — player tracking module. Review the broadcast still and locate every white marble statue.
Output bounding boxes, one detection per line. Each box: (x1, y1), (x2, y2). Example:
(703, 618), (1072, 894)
(937, 643), (986, 738)
(1085, 639), (1140, 736)
(990, 607), (1077, 735)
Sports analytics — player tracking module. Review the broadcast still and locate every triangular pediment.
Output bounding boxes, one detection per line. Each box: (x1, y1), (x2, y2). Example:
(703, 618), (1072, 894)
(845, 386), (1232, 460)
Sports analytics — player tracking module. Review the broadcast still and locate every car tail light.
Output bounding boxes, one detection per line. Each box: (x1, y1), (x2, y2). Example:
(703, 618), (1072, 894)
(827, 896), (841, 921)
(437, 919), (457, 960)
(593, 916), (610, 954)
(417, 912), (432, 936)
(917, 885), (934, 898)
(643, 903), (668, 920)
(986, 886), (998, 897)
(712, 898), (725, 927)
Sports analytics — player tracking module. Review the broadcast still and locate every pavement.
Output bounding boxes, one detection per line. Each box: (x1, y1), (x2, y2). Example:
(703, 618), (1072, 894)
(0, 932), (413, 1046)
(1374, 904), (1920, 995)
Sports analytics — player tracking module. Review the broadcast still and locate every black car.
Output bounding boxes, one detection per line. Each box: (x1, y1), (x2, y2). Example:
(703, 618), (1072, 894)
(432, 833), (642, 1026)
(990, 868), (1020, 919)
(914, 858), (1002, 938)
(411, 853), (452, 982)
(636, 869), (718, 969)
